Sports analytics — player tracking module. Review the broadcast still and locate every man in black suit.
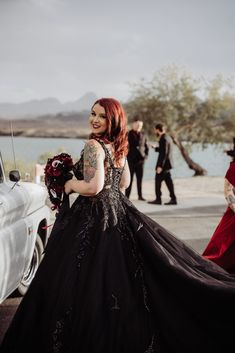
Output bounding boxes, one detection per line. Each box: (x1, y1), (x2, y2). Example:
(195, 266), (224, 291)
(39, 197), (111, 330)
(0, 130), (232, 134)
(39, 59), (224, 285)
(125, 117), (149, 200)
(148, 123), (177, 205)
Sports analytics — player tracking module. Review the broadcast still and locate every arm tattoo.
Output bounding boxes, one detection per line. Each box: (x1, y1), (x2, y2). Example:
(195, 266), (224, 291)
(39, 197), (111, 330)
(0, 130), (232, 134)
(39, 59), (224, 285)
(227, 194), (235, 204)
(224, 178), (235, 212)
(83, 141), (99, 183)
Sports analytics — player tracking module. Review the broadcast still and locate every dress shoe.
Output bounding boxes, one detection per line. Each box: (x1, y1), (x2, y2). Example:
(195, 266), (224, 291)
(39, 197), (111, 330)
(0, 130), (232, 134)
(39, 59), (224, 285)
(148, 200), (162, 205)
(138, 196), (146, 201)
(164, 199), (177, 205)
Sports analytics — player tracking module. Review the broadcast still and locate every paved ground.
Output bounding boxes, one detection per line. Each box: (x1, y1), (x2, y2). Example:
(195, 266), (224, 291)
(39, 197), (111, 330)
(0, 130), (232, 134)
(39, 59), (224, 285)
(0, 193), (226, 344)
(145, 204), (224, 254)
(134, 196), (225, 248)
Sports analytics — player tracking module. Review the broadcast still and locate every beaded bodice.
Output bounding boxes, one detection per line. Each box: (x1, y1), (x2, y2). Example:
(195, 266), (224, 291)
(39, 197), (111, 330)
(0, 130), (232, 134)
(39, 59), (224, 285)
(71, 139), (127, 230)
(73, 139), (125, 194)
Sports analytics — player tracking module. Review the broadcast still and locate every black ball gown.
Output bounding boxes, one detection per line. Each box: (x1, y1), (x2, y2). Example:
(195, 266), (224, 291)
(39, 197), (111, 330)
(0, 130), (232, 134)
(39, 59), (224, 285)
(1, 140), (235, 353)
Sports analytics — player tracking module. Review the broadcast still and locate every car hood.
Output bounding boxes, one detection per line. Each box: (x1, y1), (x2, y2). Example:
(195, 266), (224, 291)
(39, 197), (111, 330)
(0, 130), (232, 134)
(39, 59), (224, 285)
(19, 182), (48, 215)
(0, 181), (49, 228)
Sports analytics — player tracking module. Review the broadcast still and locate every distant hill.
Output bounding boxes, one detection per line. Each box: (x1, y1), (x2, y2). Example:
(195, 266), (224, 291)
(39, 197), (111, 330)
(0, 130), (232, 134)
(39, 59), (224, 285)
(38, 110), (89, 123)
(0, 92), (97, 119)
(0, 110), (91, 138)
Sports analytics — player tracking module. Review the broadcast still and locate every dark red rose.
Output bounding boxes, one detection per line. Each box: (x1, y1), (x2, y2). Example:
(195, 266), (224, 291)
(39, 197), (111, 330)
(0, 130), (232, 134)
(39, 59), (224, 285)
(44, 153), (74, 210)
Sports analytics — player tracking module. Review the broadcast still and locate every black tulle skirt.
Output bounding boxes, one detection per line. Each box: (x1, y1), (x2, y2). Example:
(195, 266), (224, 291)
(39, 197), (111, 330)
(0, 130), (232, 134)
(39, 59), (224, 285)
(1, 192), (235, 353)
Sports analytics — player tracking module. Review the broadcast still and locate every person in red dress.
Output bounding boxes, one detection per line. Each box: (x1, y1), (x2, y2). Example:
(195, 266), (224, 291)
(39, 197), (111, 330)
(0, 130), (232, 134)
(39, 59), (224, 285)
(203, 149), (235, 273)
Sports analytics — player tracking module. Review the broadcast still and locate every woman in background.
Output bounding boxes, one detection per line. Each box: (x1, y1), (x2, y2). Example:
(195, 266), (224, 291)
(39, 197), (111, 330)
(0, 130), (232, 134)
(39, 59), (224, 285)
(203, 157), (235, 273)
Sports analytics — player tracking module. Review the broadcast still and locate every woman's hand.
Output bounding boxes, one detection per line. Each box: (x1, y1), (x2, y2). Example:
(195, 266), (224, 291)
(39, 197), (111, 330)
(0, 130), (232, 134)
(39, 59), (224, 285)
(64, 179), (74, 195)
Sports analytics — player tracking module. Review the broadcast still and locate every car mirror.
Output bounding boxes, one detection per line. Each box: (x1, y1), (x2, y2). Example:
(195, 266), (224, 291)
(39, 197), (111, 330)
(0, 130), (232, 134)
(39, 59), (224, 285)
(9, 170), (21, 182)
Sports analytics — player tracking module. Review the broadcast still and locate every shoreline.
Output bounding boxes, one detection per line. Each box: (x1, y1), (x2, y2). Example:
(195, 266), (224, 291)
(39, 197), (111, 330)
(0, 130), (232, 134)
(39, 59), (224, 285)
(0, 131), (89, 139)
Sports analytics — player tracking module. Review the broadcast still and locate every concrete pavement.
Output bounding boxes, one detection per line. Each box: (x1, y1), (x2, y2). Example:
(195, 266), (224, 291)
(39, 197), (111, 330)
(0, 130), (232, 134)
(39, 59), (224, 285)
(126, 177), (226, 253)
(131, 193), (226, 254)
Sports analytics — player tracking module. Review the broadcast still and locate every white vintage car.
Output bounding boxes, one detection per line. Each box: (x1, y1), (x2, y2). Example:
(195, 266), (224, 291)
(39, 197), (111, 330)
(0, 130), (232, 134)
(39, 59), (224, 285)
(0, 152), (51, 303)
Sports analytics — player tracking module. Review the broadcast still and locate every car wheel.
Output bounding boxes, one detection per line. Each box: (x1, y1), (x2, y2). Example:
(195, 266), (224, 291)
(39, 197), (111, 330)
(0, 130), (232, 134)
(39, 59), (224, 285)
(17, 233), (44, 296)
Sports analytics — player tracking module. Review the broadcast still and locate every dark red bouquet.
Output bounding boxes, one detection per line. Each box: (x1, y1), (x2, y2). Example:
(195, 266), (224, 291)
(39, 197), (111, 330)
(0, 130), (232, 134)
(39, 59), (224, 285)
(44, 153), (74, 210)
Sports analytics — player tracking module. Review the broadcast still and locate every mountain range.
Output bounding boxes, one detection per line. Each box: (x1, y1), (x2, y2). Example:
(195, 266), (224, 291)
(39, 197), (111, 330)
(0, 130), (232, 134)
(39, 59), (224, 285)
(0, 92), (97, 119)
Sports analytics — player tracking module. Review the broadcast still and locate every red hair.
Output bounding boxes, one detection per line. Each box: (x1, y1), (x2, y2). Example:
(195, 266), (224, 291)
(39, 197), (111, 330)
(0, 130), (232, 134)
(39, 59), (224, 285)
(90, 98), (128, 166)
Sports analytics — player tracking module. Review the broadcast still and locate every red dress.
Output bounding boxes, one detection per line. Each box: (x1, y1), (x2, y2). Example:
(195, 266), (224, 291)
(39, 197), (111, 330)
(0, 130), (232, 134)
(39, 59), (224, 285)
(203, 162), (235, 273)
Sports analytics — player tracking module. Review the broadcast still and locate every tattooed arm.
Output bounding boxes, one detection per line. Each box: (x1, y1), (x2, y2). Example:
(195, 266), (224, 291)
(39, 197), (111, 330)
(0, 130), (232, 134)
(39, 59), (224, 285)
(224, 177), (235, 212)
(64, 139), (105, 196)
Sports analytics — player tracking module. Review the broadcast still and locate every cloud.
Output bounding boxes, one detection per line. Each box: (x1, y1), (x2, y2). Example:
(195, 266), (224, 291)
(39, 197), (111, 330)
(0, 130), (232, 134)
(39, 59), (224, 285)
(0, 0), (234, 102)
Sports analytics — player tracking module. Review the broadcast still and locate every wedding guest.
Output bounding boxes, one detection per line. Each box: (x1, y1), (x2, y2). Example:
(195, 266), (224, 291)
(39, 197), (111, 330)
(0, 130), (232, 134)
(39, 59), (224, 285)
(148, 123), (177, 205)
(203, 150), (235, 273)
(125, 116), (149, 200)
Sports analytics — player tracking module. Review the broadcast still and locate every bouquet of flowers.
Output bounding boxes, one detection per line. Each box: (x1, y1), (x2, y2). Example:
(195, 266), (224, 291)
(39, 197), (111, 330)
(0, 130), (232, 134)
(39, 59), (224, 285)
(44, 153), (74, 210)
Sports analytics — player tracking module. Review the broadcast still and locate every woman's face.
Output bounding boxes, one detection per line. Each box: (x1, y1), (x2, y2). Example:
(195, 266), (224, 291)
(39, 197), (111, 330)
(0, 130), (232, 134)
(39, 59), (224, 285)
(132, 120), (143, 132)
(89, 103), (108, 135)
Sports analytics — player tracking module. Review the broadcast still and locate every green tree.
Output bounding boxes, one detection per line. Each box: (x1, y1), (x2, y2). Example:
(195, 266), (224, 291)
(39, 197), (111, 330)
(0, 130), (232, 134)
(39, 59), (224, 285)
(125, 66), (235, 175)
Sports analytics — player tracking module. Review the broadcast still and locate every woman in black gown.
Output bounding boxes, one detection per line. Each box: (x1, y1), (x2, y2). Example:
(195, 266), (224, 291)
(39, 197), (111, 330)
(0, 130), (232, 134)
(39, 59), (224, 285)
(1, 97), (235, 353)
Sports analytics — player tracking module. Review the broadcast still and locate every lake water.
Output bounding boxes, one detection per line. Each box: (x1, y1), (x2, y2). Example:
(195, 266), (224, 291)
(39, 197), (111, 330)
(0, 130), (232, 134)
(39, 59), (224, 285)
(0, 136), (232, 179)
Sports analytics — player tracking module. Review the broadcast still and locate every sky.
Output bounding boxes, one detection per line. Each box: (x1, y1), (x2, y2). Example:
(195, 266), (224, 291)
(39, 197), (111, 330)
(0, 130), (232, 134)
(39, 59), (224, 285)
(0, 0), (234, 103)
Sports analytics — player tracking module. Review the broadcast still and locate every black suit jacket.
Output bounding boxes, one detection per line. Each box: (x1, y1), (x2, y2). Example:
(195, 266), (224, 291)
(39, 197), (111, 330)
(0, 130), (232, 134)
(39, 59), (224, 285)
(155, 133), (174, 170)
(127, 130), (149, 164)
